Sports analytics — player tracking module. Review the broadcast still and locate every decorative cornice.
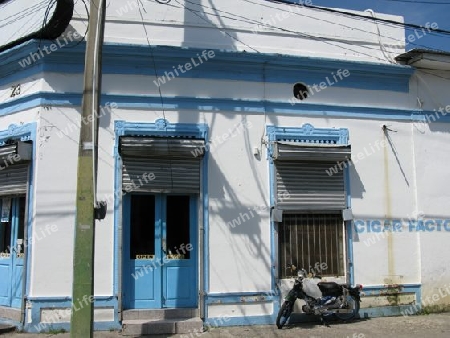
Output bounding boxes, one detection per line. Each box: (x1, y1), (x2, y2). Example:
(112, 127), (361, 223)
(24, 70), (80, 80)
(0, 41), (413, 92)
(115, 119), (208, 138)
(2, 92), (447, 124)
(0, 122), (35, 144)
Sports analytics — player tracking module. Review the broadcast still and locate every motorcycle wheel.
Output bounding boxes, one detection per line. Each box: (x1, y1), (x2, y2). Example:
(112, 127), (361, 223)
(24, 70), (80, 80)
(276, 301), (293, 329)
(335, 295), (360, 321)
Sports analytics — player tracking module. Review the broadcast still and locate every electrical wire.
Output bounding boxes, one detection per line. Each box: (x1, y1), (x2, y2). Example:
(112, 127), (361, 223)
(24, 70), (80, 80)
(63, 0), (89, 49)
(178, 0), (450, 56)
(173, 0), (260, 53)
(267, 0), (450, 36)
(176, 0), (389, 61)
(382, 0), (450, 4)
(137, 0), (174, 190)
(0, 2), (52, 53)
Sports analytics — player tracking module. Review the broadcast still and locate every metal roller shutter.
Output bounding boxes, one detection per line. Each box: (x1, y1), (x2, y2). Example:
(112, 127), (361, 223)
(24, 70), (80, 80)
(274, 141), (351, 162)
(120, 137), (205, 158)
(273, 141), (350, 211)
(275, 161), (346, 211)
(120, 137), (204, 193)
(0, 163), (30, 196)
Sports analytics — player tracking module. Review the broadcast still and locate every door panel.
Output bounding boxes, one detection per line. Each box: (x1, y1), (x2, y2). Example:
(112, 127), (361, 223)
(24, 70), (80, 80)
(124, 195), (162, 309)
(0, 197), (25, 308)
(123, 194), (197, 309)
(12, 197), (25, 307)
(0, 203), (12, 305)
(162, 195), (197, 308)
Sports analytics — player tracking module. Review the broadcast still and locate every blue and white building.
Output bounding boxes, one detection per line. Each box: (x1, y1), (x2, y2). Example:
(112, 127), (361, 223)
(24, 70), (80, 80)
(0, 0), (450, 333)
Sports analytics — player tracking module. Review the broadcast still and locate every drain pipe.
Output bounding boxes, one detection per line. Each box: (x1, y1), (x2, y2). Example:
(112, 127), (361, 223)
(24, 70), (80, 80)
(199, 148), (209, 320)
(20, 167), (32, 326)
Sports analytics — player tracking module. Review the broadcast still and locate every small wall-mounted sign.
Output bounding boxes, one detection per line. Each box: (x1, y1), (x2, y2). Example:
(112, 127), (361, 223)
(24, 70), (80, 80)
(135, 254), (155, 260)
(1, 198), (11, 223)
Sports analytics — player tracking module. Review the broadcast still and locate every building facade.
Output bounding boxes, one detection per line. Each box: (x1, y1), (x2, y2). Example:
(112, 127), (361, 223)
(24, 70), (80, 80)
(0, 0), (450, 332)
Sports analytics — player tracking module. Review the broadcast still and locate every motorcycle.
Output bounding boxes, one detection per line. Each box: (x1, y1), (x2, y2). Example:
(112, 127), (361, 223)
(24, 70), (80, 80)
(276, 265), (362, 329)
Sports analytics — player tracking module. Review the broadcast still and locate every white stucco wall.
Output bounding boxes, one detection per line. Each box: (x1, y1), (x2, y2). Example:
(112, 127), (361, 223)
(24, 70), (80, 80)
(68, 0), (405, 63)
(19, 64), (450, 306)
(1, 0), (450, 321)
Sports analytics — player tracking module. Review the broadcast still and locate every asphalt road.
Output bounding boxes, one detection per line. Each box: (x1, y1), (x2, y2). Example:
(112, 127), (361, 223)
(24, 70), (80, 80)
(1, 312), (450, 337)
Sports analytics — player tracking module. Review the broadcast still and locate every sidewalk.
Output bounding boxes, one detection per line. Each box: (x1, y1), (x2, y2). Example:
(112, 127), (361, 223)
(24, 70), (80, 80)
(1, 313), (450, 337)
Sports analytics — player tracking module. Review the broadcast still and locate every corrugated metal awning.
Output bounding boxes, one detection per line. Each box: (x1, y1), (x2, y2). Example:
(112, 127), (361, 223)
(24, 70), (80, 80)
(274, 142), (351, 162)
(119, 137), (206, 158)
(0, 141), (32, 162)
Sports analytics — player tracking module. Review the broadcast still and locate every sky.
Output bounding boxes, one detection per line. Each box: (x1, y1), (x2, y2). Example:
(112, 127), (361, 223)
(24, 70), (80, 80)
(305, 0), (450, 52)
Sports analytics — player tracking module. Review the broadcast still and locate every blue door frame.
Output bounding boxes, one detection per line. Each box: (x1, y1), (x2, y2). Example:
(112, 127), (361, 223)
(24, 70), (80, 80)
(0, 197), (25, 308)
(123, 193), (198, 309)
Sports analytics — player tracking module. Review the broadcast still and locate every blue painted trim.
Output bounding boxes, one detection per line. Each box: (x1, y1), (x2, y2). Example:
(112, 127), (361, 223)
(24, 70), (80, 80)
(267, 123), (349, 144)
(360, 305), (418, 318)
(114, 119), (208, 311)
(206, 292), (278, 304)
(360, 284), (422, 316)
(115, 119), (208, 139)
(23, 296), (120, 332)
(2, 92), (450, 124)
(202, 127), (209, 320)
(344, 167), (354, 285)
(361, 284), (421, 295)
(205, 315), (276, 327)
(0, 123), (36, 322)
(1, 41), (413, 92)
(113, 129), (121, 320)
(266, 123), (351, 317)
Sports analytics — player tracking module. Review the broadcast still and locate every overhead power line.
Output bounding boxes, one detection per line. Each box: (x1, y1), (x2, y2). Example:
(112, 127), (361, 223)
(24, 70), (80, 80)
(383, 0), (450, 4)
(267, 0), (450, 36)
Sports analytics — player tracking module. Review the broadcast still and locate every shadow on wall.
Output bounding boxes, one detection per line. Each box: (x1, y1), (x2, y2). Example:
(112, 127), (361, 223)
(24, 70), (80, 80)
(183, 0), (239, 51)
(349, 165), (365, 199)
(208, 153), (272, 293)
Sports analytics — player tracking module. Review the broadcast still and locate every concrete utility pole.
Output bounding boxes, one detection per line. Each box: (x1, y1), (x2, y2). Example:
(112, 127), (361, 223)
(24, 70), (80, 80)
(70, 0), (106, 337)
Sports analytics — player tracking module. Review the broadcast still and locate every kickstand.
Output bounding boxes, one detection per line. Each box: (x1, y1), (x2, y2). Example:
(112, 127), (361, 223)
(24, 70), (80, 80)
(320, 316), (330, 327)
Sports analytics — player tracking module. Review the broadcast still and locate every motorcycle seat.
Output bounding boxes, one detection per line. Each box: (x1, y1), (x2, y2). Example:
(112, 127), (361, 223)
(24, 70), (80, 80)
(317, 282), (339, 290)
(318, 282), (343, 296)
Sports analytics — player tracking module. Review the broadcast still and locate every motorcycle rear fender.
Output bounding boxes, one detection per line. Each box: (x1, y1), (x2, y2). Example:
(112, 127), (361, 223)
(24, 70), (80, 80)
(346, 286), (362, 302)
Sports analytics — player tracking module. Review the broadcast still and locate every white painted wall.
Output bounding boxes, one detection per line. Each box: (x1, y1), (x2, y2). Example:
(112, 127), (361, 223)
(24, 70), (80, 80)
(2, 0), (450, 319)
(68, 0), (406, 63)
(22, 66), (450, 305)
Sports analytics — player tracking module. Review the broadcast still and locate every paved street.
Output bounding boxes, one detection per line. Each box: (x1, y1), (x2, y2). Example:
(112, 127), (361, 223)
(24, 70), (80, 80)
(1, 313), (450, 338)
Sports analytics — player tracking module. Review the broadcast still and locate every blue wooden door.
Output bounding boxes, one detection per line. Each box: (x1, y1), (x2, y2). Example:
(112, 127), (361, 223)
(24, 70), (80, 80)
(123, 194), (197, 309)
(0, 197), (25, 308)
